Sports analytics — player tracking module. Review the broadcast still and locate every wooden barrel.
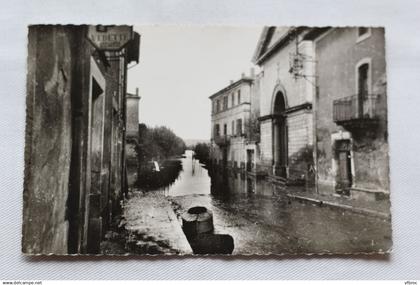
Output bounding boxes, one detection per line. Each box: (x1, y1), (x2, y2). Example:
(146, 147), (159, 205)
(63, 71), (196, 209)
(182, 206), (214, 238)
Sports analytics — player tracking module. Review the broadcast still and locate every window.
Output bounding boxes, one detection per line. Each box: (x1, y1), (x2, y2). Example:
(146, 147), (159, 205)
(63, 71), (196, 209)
(357, 27), (371, 43)
(357, 62), (370, 117)
(216, 100), (220, 112)
(223, 124), (227, 136)
(358, 27), (368, 36)
(231, 121), (235, 136)
(236, 119), (242, 136)
(214, 124), (220, 137)
(223, 96), (228, 110)
(358, 63), (369, 95)
(237, 90), (241, 104)
(231, 93), (235, 106)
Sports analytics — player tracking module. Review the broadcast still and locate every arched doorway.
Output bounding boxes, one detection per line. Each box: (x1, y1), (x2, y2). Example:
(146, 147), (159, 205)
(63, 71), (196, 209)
(273, 91), (288, 177)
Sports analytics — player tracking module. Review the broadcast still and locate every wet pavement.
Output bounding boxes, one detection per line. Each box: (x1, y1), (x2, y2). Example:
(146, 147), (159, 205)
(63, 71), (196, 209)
(124, 150), (392, 255)
(170, 193), (392, 255)
(122, 191), (193, 254)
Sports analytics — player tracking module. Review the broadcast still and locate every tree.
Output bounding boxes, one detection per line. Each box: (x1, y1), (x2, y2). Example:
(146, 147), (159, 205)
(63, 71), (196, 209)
(193, 143), (210, 166)
(137, 124), (186, 165)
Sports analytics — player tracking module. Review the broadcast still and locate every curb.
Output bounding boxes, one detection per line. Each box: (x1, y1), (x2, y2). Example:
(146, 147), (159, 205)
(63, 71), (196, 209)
(287, 193), (391, 220)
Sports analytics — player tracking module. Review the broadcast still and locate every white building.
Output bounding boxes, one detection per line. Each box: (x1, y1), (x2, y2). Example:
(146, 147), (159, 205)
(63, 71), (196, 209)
(209, 72), (258, 172)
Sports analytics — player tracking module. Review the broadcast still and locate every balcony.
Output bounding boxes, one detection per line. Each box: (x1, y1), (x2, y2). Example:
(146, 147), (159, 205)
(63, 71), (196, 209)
(214, 135), (231, 146)
(333, 94), (381, 130)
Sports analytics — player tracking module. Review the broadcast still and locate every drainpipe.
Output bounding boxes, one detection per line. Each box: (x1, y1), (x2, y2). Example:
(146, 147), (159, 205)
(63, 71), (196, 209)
(313, 73), (319, 195)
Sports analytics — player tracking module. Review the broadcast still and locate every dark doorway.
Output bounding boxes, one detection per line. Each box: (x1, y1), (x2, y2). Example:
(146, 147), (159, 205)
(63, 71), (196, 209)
(335, 140), (352, 195)
(273, 92), (287, 177)
(246, 149), (254, 172)
(222, 148), (228, 169)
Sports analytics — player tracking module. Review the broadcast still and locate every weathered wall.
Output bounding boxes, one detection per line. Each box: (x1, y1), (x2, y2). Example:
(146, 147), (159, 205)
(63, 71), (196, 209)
(23, 25), (136, 254)
(315, 28), (389, 194)
(259, 120), (273, 171)
(23, 26), (74, 254)
(287, 110), (314, 180)
(66, 27), (93, 254)
(103, 57), (124, 217)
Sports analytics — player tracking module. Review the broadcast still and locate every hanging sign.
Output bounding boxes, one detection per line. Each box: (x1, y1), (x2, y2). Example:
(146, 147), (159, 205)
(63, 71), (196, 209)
(88, 25), (133, 51)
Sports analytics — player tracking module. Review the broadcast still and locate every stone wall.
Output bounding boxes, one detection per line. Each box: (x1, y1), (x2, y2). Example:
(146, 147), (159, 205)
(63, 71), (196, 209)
(23, 25), (137, 254)
(23, 26), (77, 254)
(259, 120), (273, 166)
(287, 110), (314, 180)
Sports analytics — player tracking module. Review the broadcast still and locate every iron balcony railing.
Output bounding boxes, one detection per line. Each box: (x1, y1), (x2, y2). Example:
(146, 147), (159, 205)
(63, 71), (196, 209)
(333, 94), (381, 123)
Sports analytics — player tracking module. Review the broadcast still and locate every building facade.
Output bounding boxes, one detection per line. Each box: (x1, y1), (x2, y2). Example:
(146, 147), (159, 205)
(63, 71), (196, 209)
(210, 26), (389, 203)
(23, 25), (140, 254)
(209, 72), (257, 174)
(309, 27), (389, 200)
(253, 27), (316, 184)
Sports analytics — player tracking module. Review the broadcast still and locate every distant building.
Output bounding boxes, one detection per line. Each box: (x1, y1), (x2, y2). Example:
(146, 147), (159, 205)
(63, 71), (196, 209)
(307, 27), (389, 200)
(126, 88), (141, 189)
(126, 88), (141, 139)
(209, 71), (257, 173)
(23, 25), (140, 254)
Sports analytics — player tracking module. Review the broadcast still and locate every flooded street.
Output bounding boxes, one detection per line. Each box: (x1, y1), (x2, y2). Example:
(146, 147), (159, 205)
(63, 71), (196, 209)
(144, 150), (392, 255)
(163, 150), (211, 197)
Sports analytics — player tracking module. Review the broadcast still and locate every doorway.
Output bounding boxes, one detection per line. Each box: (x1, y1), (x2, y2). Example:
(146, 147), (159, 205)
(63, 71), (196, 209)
(335, 140), (352, 195)
(222, 147), (228, 169)
(273, 91), (287, 177)
(247, 149), (254, 172)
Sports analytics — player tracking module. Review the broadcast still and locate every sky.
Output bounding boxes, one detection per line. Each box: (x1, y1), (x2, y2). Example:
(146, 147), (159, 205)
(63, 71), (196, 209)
(127, 26), (262, 141)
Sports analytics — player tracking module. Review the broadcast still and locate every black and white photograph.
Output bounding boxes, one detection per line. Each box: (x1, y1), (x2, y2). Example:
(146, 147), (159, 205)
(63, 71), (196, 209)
(22, 25), (392, 255)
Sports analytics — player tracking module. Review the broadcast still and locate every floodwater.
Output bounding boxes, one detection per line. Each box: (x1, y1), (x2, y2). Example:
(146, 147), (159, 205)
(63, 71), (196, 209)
(162, 150), (211, 196)
(157, 150), (392, 255)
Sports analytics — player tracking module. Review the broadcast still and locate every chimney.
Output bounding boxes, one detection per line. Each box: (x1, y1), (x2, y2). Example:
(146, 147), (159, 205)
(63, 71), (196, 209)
(135, 87), (139, 96)
(230, 80), (234, 85)
(241, 72), (245, 78)
(250, 68), (255, 78)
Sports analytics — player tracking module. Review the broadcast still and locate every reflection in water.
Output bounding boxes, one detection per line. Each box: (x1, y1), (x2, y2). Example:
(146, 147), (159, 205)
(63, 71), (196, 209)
(210, 168), (276, 201)
(137, 159), (183, 190)
(153, 150), (391, 254)
(164, 150), (211, 196)
(158, 150), (274, 200)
